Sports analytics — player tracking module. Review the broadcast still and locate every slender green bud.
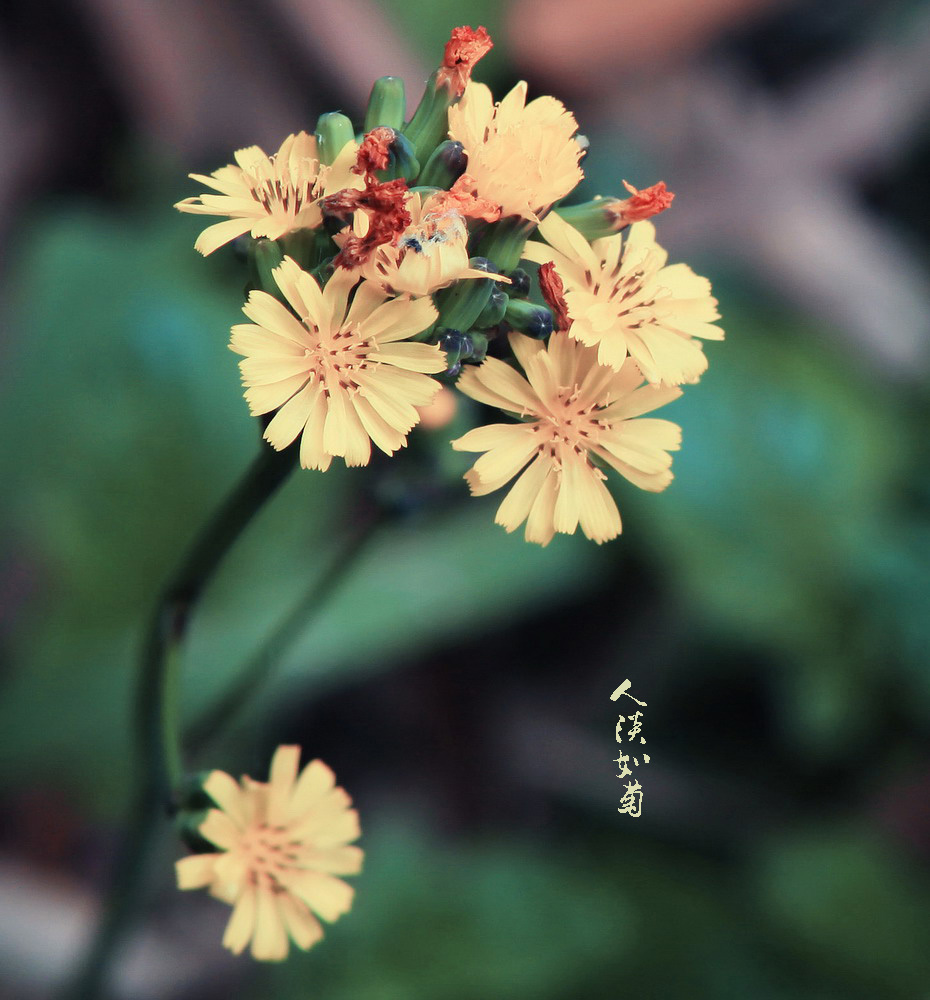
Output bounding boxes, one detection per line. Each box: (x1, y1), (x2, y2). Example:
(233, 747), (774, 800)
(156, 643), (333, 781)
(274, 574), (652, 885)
(251, 238), (286, 300)
(315, 112), (355, 166)
(364, 76), (407, 132)
(403, 70), (455, 170)
(435, 257), (499, 332)
(474, 285), (508, 328)
(504, 298), (554, 339)
(417, 140), (467, 188)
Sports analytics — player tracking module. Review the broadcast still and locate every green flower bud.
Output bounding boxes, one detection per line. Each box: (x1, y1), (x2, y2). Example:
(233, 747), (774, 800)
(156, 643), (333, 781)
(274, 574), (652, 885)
(417, 140), (467, 188)
(504, 298), (554, 339)
(364, 76), (407, 132)
(403, 70), (456, 171)
(315, 112), (355, 166)
(474, 285), (508, 328)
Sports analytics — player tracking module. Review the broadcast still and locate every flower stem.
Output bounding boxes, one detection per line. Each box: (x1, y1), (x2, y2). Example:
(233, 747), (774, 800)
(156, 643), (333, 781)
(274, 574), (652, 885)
(187, 501), (384, 756)
(63, 439), (297, 1000)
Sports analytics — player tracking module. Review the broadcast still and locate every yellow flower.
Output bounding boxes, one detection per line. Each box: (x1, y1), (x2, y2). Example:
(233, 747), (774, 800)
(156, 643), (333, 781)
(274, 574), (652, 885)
(175, 132), (361, 256)
(230, 258), (445, 470)
(176, 746), (362, 962)
(353, 185), (501, 296)
(523, 212), (723, 385)
(447, 81), (584, 221)
(451, 333), (682, 545)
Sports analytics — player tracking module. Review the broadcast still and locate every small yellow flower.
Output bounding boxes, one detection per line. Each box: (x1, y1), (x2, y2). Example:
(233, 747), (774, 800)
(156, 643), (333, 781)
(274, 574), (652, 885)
(230, 258), (445, 470)
(447, 81), (584, 222)
(452, 333), (682, 546)
(175, 132), (361, 255)
(354, 186), (500, 297)
(523, 212), (723, 385)
(176, 746), (362, 962)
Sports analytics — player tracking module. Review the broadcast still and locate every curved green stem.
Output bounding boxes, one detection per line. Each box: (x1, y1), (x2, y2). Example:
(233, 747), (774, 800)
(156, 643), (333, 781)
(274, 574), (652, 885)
(187, 503), (384, 756)
(63, 440), (297, 1000)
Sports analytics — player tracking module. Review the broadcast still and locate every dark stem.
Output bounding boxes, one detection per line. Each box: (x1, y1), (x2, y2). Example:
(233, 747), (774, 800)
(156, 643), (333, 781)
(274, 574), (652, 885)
(63, 440), (297, 1000)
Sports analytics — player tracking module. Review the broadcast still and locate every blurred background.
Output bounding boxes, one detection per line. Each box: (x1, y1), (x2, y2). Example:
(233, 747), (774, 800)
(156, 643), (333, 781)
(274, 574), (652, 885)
(2, 0), (930, 997)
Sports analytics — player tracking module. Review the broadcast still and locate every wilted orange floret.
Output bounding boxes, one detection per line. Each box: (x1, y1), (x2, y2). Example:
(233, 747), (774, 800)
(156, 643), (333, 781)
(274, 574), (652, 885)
(437, 25), (493, 96)
(328, 178), (412, 268)
(609, 181), (675, 227)
(537, 261), (571, 332)
(353, 127), (396, 179)
(427, 174), (501, 223)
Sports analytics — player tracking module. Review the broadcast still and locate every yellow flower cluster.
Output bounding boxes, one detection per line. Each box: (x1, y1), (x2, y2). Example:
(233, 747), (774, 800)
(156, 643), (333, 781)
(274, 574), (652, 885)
(176, 24), (722, 546)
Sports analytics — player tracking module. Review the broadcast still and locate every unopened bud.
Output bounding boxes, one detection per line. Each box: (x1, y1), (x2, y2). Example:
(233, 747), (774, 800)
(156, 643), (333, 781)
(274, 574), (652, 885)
(418, 140), (468, 188)
(364, 76), (407, 132)
(474, 285), (508, 328)
(315, 112), (355, 166)
(504, 298), (554, 339)
(505, 267), (531, 298)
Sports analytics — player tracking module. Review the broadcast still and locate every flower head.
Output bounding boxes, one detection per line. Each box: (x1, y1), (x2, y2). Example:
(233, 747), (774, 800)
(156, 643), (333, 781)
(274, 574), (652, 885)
(437, 25), (494, 96)
(351, 179), (504, 296)
(230, 258), (445, 469)
(447, 81), (584, 221)
(523, 212), (722, 385)
(452, 333), (682, 545)
(176, 746), (362, 962)
(175, 132), (361, 256)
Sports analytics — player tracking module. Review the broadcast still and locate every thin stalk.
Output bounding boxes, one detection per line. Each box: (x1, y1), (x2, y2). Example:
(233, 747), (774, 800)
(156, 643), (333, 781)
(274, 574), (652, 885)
(63, 440), (297, 1000)
(187, 504), (384, 756)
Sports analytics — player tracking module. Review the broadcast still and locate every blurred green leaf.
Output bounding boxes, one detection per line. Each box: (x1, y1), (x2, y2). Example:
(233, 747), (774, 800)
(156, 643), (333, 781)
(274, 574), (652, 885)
(755, 824), (930, 996)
